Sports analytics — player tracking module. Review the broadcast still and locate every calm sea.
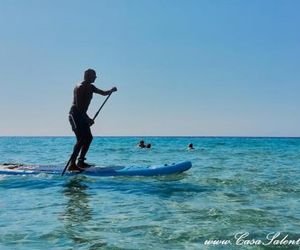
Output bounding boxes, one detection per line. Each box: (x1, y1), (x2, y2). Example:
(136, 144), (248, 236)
(0, 136), (300, 250)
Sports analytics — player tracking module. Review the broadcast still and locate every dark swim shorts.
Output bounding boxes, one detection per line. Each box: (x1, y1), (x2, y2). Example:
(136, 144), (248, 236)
(69, 106), (91, 136)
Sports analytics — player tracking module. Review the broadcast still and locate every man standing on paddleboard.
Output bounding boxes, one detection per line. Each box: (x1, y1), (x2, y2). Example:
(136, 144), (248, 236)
(68, 69), (117, 171)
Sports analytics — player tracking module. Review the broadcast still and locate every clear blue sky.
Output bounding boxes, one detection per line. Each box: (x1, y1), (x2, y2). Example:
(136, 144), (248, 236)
(0, 0), (299, 136)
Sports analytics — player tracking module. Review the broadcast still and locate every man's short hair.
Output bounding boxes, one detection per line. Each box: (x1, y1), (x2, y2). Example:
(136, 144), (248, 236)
(84, 69), (96, 80)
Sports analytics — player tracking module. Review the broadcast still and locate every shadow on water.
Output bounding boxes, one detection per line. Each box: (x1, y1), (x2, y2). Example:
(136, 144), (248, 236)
(83, 173), (216, 199)
(0, 172), (215, 199)
(68, 173), (216, 200)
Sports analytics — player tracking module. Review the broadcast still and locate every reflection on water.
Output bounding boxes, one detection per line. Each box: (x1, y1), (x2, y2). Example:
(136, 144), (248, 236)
(61, 176), (93, 244)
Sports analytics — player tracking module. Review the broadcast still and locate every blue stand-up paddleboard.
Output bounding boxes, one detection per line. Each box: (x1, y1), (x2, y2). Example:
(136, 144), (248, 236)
(0, 161), (192, 177)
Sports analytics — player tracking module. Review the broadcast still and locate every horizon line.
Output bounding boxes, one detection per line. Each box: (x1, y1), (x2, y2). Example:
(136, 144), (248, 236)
(1, 135), (300, 139)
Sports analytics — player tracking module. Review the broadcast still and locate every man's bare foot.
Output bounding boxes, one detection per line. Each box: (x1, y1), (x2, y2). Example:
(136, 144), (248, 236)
(6, 165), (19, 170)
(67, 163), (83, 172)
(77, 160), (93, 168)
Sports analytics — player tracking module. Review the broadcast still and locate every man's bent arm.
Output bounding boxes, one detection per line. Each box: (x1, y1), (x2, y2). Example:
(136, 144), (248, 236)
(92, 85), (117, 96)
(93, 86), (111, 96)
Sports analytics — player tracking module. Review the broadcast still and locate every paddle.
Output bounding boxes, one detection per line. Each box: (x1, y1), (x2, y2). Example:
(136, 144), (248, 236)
(92, 91), (112, 121)
(61, 92), (113, 176)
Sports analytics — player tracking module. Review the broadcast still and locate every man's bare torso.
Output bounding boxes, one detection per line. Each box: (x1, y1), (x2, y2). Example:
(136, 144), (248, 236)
(73, 83), (95, 114)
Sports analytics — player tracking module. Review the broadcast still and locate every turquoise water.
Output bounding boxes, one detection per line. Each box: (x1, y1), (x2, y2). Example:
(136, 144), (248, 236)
(1, 137), (300, 250)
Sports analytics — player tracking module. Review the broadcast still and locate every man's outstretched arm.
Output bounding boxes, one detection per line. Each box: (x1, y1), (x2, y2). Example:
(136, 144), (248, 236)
(93, 85), (117, 96)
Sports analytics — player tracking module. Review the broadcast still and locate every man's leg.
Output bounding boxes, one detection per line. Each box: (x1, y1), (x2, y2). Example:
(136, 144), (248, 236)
(71, 135), (83, 163)
(77, 128), (93, 167)
(68, 112), (88, 171)
(68, 131), (84, 170)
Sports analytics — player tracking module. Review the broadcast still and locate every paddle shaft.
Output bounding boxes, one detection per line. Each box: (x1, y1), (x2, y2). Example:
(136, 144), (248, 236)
(61, 153), (73, 176)
(61, 92), (113, 176)
(92, 92), (112, 121)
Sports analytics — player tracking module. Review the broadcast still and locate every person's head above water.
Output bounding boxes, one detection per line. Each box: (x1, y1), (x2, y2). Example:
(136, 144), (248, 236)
(138, 140), (146, 148)
(84, 69), (97, 83)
